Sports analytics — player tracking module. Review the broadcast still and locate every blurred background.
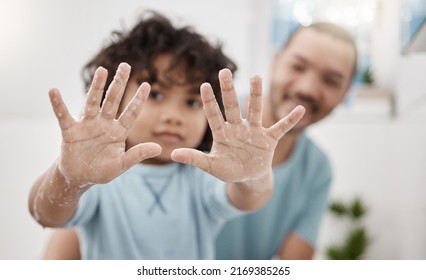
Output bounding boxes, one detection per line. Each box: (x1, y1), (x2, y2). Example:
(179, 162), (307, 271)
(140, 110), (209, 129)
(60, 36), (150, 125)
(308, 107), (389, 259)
(1, 0), (425, 259)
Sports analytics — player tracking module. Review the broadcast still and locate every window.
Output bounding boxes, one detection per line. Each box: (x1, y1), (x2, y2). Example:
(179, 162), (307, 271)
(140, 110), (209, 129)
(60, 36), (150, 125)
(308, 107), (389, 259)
(272, 0), (376, 84)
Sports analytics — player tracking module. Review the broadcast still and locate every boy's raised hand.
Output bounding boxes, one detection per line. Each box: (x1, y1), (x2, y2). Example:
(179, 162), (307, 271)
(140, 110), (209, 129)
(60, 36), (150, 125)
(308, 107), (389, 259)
(171, 69), (305, 186)
(49, 63), (161, 187)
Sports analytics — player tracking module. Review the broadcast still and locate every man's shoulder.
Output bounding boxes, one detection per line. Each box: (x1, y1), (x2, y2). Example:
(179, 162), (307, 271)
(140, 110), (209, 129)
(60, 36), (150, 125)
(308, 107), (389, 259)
(298, 133), (331, 166)
(285, 133), (332, 183)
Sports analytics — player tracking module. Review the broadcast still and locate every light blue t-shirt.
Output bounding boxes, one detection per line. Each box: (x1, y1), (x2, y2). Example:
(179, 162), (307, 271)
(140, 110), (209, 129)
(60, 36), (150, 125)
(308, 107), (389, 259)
(65, 162), (243, 259)
(215, 133), (332, 259)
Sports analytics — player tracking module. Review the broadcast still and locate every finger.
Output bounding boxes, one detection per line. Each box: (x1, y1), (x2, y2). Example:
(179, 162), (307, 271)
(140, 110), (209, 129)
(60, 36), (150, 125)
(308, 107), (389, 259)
(48, 88), (75, 130)
(200, 82), (225, 135)
(268, 105), (305, 140)
(219, 69), (241, 124)
(171, 148), (212, 173)
(83, 67), (108, 118)
(101, 63), (131, 119)
(246, 75), (263, 126)
(118, 82), (150, 129)
(123, 142), (162, 170)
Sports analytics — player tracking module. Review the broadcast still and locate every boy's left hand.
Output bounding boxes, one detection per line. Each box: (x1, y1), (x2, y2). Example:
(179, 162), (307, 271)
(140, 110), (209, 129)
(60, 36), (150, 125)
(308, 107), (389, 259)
(171, 68), (304, 185)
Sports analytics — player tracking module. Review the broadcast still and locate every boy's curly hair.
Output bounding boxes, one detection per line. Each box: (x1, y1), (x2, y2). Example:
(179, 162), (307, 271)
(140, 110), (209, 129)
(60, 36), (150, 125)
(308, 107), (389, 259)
(82, 11), (237, 152)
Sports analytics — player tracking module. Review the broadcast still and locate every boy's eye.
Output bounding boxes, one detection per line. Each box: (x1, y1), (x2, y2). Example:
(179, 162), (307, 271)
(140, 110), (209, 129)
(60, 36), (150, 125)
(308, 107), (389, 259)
(149, 90), (163, 101)
(187, 98), (202, 108)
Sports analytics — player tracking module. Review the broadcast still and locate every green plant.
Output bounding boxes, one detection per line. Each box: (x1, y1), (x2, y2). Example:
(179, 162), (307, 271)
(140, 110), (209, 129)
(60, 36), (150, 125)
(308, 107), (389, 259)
(325, 197), (370, 260)
(361, 68), (375, 85)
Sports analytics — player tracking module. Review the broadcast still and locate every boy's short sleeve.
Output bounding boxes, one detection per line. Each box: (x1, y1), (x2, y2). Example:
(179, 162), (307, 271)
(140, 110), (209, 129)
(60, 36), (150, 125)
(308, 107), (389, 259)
(63, 186), (99, 227)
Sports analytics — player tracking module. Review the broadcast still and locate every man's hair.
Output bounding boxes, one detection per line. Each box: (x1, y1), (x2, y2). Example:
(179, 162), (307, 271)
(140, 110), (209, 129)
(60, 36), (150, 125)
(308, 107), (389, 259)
(284, 22), (357, 78)
(82, 11), (237, 152)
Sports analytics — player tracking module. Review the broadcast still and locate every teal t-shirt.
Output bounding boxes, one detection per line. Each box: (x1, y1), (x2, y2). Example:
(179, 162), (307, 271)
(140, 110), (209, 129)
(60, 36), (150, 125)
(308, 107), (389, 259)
(65, 162), (243, 259)
(215, 133), (332, 259)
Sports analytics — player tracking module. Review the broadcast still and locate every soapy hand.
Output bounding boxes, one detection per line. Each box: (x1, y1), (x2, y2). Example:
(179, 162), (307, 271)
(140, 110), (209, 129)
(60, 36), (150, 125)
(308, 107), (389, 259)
(171, 69), (305, 186)
(49, 63), (161, 187)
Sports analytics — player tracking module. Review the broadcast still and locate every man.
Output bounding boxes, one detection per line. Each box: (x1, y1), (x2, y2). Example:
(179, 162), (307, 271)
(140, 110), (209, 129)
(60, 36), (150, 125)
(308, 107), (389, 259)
(215, 22), (357, 260)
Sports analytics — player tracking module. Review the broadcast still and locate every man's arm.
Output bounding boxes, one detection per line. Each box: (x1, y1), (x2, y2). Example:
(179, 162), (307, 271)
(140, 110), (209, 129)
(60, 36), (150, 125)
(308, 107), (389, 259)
(44, 228), (81, 260)
(277, 163), (332, 259)
(171, 69), (304, 211)
(278, 232), (314, 259)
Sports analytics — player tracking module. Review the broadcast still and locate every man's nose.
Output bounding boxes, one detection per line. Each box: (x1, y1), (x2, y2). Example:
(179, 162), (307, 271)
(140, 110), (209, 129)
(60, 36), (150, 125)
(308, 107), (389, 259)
(293, 72), (321, 101)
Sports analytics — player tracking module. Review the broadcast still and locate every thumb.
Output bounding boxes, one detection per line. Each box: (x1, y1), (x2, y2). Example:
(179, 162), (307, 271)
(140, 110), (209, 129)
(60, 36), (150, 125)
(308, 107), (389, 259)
(171, 148), (212, 173)
(123, 142), (162, 169)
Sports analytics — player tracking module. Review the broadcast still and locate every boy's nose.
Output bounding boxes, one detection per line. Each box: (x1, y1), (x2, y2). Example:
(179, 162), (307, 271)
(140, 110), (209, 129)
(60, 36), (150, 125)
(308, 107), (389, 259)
(159, 105), (183, 125)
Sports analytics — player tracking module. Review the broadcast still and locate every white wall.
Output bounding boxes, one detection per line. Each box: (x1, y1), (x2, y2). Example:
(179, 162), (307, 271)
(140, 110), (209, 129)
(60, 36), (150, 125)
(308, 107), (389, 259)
(309, 104), (426, 259)
(396, 53), (426, 114)
(0, 0), (272, 119)
(1, 0), (426, 260)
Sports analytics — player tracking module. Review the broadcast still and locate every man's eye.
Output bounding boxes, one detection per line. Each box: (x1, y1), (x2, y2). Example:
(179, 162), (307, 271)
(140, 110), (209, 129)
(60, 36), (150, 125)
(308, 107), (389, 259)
(324, 77), (341, 88)
(149, 91), (163, 100)
(187, 99), (202, 108)
(291, 64), (304, 72)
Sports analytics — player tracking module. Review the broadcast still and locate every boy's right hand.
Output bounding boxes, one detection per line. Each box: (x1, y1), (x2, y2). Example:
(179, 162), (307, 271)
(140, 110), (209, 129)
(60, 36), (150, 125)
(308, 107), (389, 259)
(49, 63), (161, 188)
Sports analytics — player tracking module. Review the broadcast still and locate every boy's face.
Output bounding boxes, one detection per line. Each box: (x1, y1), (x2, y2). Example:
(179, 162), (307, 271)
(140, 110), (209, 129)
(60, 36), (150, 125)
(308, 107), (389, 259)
(118, 54), (207, 165)
(269, 28), (355, 131)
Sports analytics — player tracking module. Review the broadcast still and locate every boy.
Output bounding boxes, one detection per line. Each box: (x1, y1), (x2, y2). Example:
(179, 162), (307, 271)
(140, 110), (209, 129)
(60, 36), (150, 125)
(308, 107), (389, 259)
(30, 12), (304, 259)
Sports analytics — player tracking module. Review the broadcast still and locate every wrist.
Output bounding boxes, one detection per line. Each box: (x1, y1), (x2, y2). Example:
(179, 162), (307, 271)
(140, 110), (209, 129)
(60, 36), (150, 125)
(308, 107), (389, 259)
(30, 161), (92, 227)
(44, 161), (92, 207)
(227, 169), (274, 211)
(235, 169), (274, 194)
(56, 159), (93, 190)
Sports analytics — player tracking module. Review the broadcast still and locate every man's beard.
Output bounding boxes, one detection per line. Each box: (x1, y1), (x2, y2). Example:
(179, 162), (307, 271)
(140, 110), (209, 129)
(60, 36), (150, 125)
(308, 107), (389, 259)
(271, 99), (314, 134)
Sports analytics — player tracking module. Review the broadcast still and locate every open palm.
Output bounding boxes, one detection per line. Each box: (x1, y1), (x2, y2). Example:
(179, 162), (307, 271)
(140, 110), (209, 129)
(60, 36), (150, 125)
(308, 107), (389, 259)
(171, 69), (305, 183)
(49, 63), (161, 186)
